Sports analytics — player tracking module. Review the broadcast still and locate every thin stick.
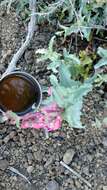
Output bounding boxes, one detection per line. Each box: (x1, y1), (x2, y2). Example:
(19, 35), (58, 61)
(68, 36), (73, 53)
(93, 37), (107, 42)
(75, 33), (78, 54)
(60, 161), (92, 189)
(79, 25), (107, 31)
(68, 0), (83, 39)
(2, 0), (37, 78)
(8, 166), (31, 184)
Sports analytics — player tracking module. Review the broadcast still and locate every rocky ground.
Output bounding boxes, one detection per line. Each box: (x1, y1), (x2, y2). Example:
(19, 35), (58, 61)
(0, 9), (107, 190)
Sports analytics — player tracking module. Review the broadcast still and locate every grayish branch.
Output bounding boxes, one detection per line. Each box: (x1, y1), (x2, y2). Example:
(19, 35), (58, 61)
(60, 161), (92, 189)
(2, 0), (37, 78)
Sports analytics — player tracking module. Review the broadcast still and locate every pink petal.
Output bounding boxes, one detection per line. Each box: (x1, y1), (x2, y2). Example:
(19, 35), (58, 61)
(20, 102), (62, 131)
(32, 123), (44, 129)
(53, 116), (62, 130)
(21, 122), (29, 129)
(48, 87), (52, 96)
(47, 116), (62, 131)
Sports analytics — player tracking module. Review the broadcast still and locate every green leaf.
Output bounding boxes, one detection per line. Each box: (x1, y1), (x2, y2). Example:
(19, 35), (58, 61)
(73, 83), (92, 102)
(48, 60), (61, 73)
(48, 36), (56, 52)
(59, 62), (82, 87)
(55, 31), (64, 36)
(58, 23), (79, 38)
(63, 101), (85, 128)
(36, 36), (61, 64)
(52, 87), (65, 107)
(97, 47), (107, 58)
(42, 95), (54, 106)
(63, 49), (80, 64)
(94, 58), (107, 69)
(59, 63), (73, 87)
(102, 74), (107, 82)
(95, 74), (107, 85)
(62, 82), (92, 128)
(50, 74), (58, 86)
(49, 70), (93, 128)
(10, 112), (20, 128)
(81, 27), (91, 41)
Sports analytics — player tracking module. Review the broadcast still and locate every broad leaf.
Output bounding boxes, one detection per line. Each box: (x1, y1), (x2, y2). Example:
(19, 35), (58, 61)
(48, 36), (56, 52)
(97, 47), (107, 58)
(94, 58), (107, 69)
(47, 60), (61, 73)
(63, 101), (85, 128)
(50, 74), (58, 86)
(59, 63), (73, 87)
(63, 49), (80, 64)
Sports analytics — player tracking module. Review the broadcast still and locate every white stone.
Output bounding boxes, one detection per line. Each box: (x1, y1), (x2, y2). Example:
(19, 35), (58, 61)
(63, 149), (75, 164)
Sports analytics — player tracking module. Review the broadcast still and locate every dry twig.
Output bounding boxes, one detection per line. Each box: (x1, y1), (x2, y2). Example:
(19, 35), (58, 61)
(60, 161), (92, 189)
(8, 166), (31, 184)
(2, 0), (37, 78)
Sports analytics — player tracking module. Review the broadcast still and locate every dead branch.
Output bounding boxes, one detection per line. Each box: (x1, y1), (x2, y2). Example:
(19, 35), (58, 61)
(60, 161), (92, 189)
(2, 0), (37, 78)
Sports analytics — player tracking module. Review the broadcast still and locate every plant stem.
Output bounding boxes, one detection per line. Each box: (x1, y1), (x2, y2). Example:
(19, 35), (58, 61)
(31, 0), (64, 16)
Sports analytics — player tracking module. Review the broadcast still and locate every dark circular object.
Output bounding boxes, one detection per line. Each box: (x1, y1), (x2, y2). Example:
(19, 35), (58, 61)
(0, 72), (42, 116)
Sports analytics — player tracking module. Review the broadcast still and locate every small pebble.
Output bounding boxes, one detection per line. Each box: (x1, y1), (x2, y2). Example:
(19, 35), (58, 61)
(0, 159), (9, 170)
(33, 151), (43, 161)
(3, 131), (16, 144)
(103, 137), (107, 148)
(75, 180), (81, 188)
(63, 149), (75, 164)
(44, 156), (54, 167)
(27, 166), (34, 173)
(46, 180), (60, 190)
(24, 50), (33, 64)
(98, 90), (104, 95)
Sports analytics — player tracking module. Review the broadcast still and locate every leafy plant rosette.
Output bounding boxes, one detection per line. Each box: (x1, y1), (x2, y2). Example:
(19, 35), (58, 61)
(2, 36), (107, 131)
(35, 36), (107, 129)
